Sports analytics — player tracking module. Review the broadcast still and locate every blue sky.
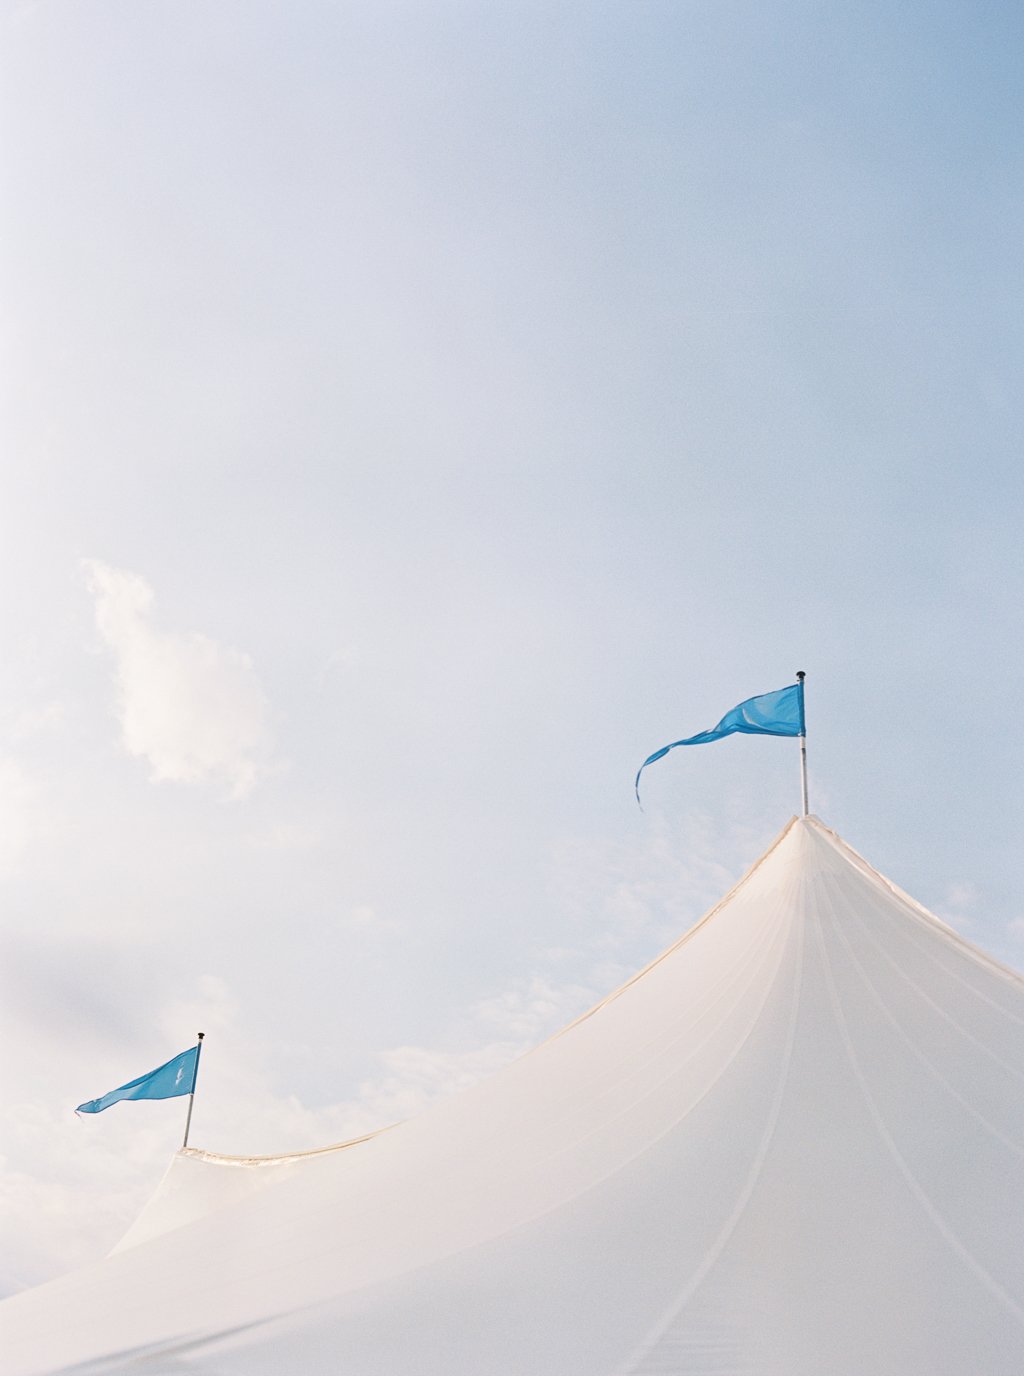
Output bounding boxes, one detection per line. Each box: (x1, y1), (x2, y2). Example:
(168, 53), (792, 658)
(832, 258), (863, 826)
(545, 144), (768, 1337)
(2, 0), (1023, 1291)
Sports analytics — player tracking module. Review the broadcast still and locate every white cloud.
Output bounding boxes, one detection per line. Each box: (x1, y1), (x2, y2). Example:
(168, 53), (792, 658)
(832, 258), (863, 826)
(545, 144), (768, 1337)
(248, 822), (325, 853)
(324, 968), (604, 1138)
(547, 810), (767, 964)
(934, 880), (983, 934)
(337, 903), (404, 936)
(314, 646), (363, 687)
(472, 973), (596, 1042)
(346, 903), (381, 929)
(83, 561), (272, 798)
(944, 882), (979, 911)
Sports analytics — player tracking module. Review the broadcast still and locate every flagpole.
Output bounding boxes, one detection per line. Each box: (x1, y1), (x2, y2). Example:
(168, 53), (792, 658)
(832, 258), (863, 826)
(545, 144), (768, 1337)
(796, 671), (808, 816)
(181, 1033), (204, 1151)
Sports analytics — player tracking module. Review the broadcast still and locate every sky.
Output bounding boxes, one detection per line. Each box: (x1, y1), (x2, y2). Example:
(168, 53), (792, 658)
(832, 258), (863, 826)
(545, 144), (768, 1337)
(2, 0), (1023, 1294)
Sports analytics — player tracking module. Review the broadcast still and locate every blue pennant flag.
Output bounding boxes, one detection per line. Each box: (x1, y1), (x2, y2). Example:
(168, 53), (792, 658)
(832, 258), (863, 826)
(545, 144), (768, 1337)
(636, 681), (805, 805)
(76, 1044), (199, 1116)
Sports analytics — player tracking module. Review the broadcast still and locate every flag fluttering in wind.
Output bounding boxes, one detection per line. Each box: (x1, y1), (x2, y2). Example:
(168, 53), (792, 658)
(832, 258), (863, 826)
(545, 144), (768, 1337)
(76, 1044), (199, 1116)
(635, 680), (806, 805)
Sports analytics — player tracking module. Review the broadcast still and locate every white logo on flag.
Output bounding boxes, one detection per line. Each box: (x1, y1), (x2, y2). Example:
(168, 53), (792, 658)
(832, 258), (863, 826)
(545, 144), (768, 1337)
(175, 1067), (184, 1085)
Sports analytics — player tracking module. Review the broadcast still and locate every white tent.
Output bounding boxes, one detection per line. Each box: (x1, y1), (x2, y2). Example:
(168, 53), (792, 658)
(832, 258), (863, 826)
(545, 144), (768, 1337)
(4, 815), (1024, 1374)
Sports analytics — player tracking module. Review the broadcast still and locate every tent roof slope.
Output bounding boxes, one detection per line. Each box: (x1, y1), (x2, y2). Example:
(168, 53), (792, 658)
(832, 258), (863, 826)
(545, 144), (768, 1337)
(4, 814), (1024, 1375)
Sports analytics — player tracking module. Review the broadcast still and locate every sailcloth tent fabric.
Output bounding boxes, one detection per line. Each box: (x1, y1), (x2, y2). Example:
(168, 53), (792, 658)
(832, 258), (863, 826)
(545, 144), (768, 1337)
(4, 815), (1024, 1374)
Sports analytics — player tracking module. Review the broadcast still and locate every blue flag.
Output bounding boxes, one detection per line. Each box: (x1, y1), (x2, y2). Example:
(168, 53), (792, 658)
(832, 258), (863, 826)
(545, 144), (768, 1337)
(636, 681), (805, 804)
(76, 1045), (199, 1115)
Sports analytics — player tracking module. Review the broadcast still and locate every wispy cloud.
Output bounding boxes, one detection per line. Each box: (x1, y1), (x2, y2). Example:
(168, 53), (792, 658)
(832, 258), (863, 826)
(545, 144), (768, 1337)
(84, 561), (272, 799)
(323, 815), (770, 1139)
(279, 972), (597, 1142)
(548, 810), (770, 963)
(935, 879), (982, 934)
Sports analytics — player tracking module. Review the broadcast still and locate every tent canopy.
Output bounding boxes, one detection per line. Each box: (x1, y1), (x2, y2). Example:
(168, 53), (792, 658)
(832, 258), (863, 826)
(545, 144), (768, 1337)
(4, 815), (1024, 1375)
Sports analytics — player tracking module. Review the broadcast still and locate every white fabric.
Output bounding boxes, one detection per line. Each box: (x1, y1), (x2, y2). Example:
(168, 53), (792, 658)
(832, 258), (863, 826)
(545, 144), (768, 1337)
(4, 816), (1024, 1374)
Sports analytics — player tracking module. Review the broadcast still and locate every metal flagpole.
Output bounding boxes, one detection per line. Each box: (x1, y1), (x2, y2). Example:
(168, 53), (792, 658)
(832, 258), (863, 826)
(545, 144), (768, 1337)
(182, 1032), (204, 1151)
(796, 671), (808, 817)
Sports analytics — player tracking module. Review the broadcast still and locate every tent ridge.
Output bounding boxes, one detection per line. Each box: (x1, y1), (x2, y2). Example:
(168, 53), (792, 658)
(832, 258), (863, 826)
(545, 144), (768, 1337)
(178, 1126), (394, 1169)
